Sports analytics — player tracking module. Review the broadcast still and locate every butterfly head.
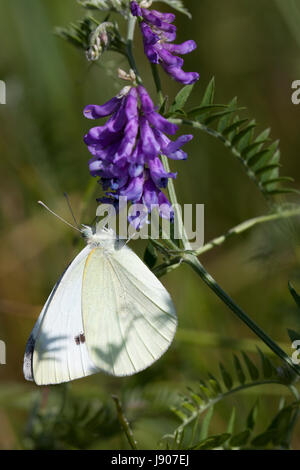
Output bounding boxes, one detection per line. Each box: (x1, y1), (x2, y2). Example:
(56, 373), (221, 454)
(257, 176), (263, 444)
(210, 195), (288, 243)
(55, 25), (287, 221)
(81, 225), (123, 251)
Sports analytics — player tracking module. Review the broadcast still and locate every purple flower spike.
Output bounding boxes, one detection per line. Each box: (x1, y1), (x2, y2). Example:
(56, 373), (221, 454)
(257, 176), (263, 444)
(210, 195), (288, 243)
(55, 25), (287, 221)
(131, 1), (199, 85)
(84, 85), (193, 226)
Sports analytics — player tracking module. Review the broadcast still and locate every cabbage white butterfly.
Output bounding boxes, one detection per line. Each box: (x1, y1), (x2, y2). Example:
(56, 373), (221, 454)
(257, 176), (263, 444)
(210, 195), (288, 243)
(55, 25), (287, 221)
(24, 207), (177, 385)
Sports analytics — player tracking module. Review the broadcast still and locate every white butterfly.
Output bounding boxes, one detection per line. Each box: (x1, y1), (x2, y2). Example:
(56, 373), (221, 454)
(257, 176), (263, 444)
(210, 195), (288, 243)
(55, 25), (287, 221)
(24, 222), (177, 385)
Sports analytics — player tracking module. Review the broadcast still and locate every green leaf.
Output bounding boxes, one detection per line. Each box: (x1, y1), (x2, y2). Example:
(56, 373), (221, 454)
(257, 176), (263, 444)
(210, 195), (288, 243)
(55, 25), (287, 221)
(219, 363), (233, 390)
(236, 119), (256, 151)
(242, 352), (259, 380)
(187, 104), (226, 119)
(287, 329), (300, 343)
(247, 148), (273, 168)
(168, 85), (194, 115)
(195, 433), (231, 450)
(222, 118), (249, 136)
(184, 78), (295, 200)
(241, 139), (270, 158)
(255, 163), (281, 176)
(251, 429), (276, 447)
(204, 109), (241, 126)
(267, 188), (300, 196)
(153, 0), (192, 18)
(229, 429), (251, 447)
(226, 407), (236, 435)
(231, 123), (257, 147)
(252, 404), (296, 448)
(256, 348), (273, 378)
(217, 97), (237, 132)
(288, 282), (300, 310)
(171, 406), (188, 422)
(208, 377), (222, 395)
(262, 177), (294, 187)
(233, 354), (246, 385)
(78, 0), (130, 16)
(199, 406), (214, 441)
(201, 77), (215, 106)
(247, 400), (259, 431)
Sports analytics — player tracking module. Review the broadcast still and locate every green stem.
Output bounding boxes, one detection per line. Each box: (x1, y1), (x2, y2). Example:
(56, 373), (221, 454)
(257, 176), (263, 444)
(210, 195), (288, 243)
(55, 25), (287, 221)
(148, 51), (300, 378)
(195, 207), (300, 257)
(112, 395), (138, 450)
(150, 65), (191, 250)
(150, 63), (164, 106)
(153, 207), (300, 276)
(184, 254), (300, 377)
(126, 15), (142, 84)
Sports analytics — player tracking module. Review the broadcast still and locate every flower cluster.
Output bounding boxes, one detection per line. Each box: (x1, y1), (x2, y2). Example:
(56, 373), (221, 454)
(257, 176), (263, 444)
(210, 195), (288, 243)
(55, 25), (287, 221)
(84, 85), (193, 226)
(130, 1), (199, 85)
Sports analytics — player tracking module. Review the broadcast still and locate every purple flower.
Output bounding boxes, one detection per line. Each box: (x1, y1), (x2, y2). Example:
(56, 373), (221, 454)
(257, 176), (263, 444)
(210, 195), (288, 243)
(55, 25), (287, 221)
(84, 85), (193, 225)
(130, 1), (199, 85)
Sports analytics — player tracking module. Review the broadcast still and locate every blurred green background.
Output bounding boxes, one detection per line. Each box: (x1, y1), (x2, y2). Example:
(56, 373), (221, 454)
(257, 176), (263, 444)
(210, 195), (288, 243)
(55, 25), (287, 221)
(1, 0), (300, 449)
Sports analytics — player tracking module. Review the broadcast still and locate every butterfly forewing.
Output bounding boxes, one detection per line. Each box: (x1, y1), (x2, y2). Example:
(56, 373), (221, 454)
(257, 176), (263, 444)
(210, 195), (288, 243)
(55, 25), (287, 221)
(82, 245), (177, 376)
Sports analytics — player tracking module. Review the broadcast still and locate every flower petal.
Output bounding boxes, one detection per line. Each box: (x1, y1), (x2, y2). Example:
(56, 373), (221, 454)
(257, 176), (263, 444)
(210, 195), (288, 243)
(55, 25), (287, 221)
(130, 1), (142, 17)
(146, 111), (178, 135)
(162, 64), (200, 85)
(165, 134), (193, 154)
(138, 85), (155, 113)
(140, 116), (161, 157)
(83, 97), (121, 119)
(148, 156), (177, 188)
(120, 173), (145, 202)
(164, 40), (197, 55)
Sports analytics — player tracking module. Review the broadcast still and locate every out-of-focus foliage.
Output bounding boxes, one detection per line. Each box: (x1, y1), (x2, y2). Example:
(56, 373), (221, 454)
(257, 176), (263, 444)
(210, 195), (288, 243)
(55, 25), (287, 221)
(1, 0), (300, 450)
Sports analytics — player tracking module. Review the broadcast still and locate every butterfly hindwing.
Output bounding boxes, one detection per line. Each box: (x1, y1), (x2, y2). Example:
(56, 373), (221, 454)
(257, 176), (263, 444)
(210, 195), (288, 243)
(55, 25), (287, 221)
(24, 246), (99, 385)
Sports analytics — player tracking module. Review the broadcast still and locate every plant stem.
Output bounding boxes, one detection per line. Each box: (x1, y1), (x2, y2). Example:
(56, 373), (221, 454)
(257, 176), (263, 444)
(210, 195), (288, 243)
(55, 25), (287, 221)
(184, 254), (300, 377)
(150, 63), (164, 106)
(112, 395), (138, 450)
(126, 15), (142, 84)
(195, 207), (300, 257)
(150, 64), (191, 250)
(148, 49), (300, 377)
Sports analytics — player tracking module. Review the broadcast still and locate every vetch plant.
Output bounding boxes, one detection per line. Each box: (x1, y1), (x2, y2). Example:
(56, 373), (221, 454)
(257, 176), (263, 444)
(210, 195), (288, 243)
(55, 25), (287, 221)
(25, 0), (300, 450)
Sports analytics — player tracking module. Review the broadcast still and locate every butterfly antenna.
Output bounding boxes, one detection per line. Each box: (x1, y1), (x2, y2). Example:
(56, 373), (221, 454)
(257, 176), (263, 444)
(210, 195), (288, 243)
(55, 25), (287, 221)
(63, 192), (80, 229)
(38, 201), (81, 232)
(125, 230), (138, 246)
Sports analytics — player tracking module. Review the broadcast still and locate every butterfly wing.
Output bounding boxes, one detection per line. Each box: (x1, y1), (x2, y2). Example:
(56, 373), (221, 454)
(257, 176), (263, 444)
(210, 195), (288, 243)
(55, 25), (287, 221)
(82, 245), (177, 376)
(24, 245), (99, 385)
